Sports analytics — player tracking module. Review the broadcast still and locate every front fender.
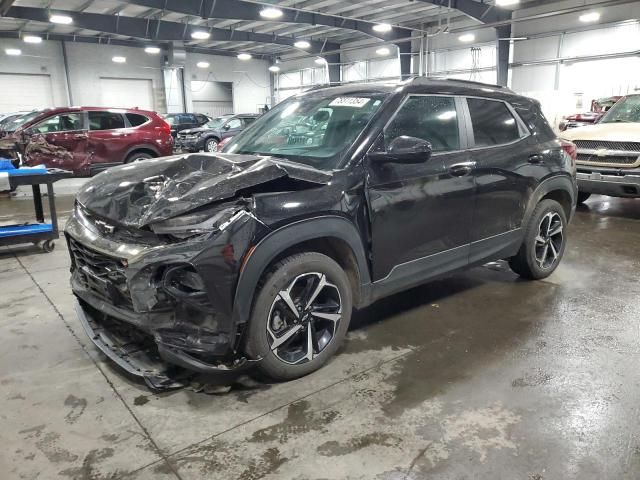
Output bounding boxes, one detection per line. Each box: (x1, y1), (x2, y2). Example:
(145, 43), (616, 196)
(231, 215), (371, 332)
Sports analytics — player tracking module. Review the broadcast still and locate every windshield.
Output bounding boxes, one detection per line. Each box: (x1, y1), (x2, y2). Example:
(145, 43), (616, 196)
(224, 91), (389, 169)
(3, 110), (43, 131)
(600, 95), (640, 123)
(206, 117), (227, 129)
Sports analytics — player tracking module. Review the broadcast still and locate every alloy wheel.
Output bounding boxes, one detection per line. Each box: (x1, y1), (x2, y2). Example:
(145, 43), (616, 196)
(535, 212), (564, 269)
(206, 140), (218, 152)
(267, 272), (342, 365)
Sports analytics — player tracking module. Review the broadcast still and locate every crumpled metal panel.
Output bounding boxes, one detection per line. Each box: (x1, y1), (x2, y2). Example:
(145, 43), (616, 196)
(76, 153), (332, 227)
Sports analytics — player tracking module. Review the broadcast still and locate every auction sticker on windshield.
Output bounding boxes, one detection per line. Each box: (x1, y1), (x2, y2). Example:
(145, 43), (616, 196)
(329, 97), (371, 108)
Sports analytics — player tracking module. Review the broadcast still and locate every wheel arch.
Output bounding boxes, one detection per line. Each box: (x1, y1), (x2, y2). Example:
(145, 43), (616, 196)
(122, 144), (160, 162)
(524, 174), (577, 226)
(231, 216), (371, 332)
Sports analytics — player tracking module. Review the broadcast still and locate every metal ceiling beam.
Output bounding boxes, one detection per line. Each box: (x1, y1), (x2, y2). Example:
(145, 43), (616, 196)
(414, 0), (512, 24)
(0, 0), (15, 16)
(0, 30), (274, 58)
(124, 0), (414, 40)
(5, 6), (339, 54)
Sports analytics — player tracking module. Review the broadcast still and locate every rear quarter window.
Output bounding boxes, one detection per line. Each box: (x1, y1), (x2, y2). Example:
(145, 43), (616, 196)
(126, 113), (149, 127)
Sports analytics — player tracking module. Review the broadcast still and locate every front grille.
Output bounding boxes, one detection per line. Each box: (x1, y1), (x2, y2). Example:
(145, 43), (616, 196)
(68, 237), (133, 310)
(574, 140), (640, 152)
(577, 153), (640, 167)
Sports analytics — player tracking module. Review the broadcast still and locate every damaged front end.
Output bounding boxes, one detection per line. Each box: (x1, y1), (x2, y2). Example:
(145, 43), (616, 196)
(66, 153), (328, 389)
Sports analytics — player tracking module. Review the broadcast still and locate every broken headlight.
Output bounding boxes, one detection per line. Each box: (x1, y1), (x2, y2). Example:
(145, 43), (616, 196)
(150, 206), (244, 240)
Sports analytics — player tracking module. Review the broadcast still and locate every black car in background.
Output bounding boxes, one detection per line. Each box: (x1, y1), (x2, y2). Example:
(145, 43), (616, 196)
(175, 114), (259, 152)
(66, 78), (578, 388)
(162, 112), (210, 137)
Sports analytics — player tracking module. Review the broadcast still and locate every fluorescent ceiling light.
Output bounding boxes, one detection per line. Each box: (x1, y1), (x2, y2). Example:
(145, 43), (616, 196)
(376, 47), (390, 56)
(49, 14), (73, 24)
(237, 53), (252, 60)
(315, 57), (327, 65)
(260, 7), (283, 19)
(23, 35), (42, 44)
(496, 0), (519, 6)
(112, 56), (126, 63)
(579, 12), (601, 23)
(373, 23), (392, 33)
(459, 33), (475, 42)
(268, 65), (281, 72)
(5, 48), (21, 56)
(191, 30), (210, 40)
(144, 46), (160, 54)
(294, 40), (311, 49)
(197, 61), (210, 68)
(498, 36), (528, 41)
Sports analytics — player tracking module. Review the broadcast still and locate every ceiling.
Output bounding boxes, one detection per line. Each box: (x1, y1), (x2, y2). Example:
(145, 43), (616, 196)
(0, 0), (590, 58)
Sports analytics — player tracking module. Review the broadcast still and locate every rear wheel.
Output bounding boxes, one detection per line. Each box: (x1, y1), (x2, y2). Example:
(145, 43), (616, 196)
(205, 138), (219, 152)
(509, 199), (567, 280)
(577, 191), (591, 204)
(125, 151), (153, 163)
(245, 252), (352, 381)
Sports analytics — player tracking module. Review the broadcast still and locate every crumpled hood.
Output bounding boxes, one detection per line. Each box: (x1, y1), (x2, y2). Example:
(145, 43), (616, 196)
(77, 153), (331, 228)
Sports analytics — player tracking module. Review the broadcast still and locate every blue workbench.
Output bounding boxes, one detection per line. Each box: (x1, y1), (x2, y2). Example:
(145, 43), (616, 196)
(0, 166), (73, 252)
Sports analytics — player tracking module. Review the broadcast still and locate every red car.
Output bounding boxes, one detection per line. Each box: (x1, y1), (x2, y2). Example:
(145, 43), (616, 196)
(0, 107), (173, 176)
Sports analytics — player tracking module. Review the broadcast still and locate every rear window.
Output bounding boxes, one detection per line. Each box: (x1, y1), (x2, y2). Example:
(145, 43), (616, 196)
(88, 111), (125, 131)
(467, 98), (521, 147)
(243, 117), (256, 126)
(126, 113), (149, 127)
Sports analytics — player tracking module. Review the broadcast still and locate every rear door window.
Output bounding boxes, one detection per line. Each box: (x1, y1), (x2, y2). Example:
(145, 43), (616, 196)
(242, 117), (256, 127)
(466, 98), (522, 147)
(88, 111), (126, 131)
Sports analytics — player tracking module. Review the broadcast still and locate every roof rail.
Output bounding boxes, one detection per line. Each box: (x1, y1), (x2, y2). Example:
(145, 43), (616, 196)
(410, 76), (514, 93)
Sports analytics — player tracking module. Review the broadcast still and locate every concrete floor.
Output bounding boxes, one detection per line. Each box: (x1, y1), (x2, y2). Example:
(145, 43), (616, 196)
(1, 192), (639, 480)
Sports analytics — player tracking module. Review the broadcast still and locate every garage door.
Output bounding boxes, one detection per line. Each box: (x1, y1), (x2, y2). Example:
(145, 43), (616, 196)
(192, 100), (233, 117)
(0, 73), (54, 112)
(99, 78), (154, 110)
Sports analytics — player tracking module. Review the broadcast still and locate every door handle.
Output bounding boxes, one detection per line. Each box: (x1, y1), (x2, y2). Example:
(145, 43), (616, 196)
(528, 154), (544, 164)
(72, 133), (88, 140)
(449, 161), (476, 177)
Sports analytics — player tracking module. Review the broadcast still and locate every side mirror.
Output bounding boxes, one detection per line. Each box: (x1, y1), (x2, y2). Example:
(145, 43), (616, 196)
(368, 136), (433, 164)
(222, 124), (231, 131)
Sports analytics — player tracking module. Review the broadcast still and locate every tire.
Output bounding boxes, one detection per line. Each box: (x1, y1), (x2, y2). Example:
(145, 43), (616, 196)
(245, 252), (353, 381)
(577, 191), (591, 204)
(204, 138), (219, 153)
(509, 199), (568, 280)
(125, 151), (153, 163)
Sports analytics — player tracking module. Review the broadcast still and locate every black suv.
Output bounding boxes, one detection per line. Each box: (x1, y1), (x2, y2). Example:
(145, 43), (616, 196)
(175, 114), (259, 153)
(162, 112), (210, 137)
(66, 78), (577, 388)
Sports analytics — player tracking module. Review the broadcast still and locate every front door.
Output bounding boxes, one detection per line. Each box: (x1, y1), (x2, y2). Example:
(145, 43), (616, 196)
(365, 95), (475, 284)
(24, 112), (89, 173)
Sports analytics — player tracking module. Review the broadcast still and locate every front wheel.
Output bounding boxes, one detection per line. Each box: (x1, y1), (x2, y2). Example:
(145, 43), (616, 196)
(125, 151), (153, 163)
(205, 138), (219, 152)
(509, 199), (567, 280)
(245, 252), (352, 381)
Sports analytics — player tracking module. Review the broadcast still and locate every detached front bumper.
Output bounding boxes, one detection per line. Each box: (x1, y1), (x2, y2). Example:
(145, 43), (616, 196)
(577, 170), (640, 198)
(65, 208), (266, 386)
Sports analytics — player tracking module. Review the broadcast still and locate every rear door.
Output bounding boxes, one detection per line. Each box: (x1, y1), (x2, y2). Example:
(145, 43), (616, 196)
(87, 110), (129, 167)
(464, 97), (542, 262)
(24, 111), (89, 173)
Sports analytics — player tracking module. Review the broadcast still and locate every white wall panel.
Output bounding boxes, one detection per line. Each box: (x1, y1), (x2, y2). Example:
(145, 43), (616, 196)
(368, 58), (400, 79)
(512, 37), (559, 63)
(561, 22), (640, 58)
(0, 73), (54, 111)
(342, 61), (367, 83)
(99, 78), (154, 110)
